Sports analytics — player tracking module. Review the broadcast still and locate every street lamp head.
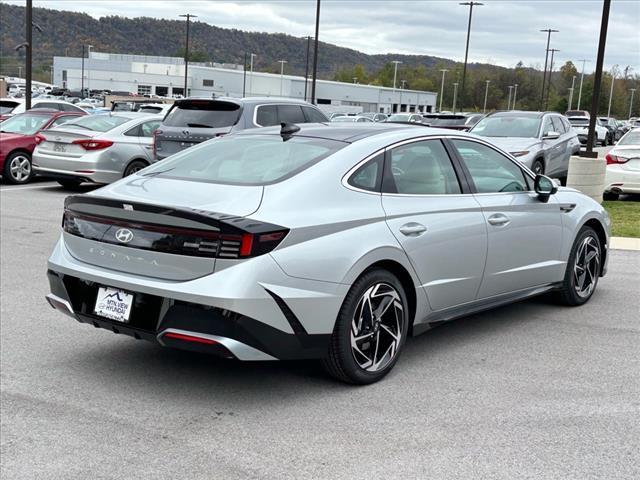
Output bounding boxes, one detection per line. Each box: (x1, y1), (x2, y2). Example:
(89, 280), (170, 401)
(179, 14), (198, 18)
(540, 28), (559, 33)
(460, 2), (483, 5)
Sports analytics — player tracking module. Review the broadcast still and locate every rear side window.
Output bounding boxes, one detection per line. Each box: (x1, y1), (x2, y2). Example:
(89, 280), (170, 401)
(163, 101), (241, 128)
(348, 153), (383, 192)
(383, 140), (461, 195)
(303, 106), (328, 123)
(255, 105), (279, 126)
(142, 135), (346, 185)
(278, 105), (306, 124)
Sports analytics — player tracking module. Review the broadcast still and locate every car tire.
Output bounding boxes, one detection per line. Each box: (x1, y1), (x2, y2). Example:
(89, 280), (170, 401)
(603, 192), (619, 201)
(3, 151), (33, 185)
(322, 268), (409, 384)
(531, 159), (545, 175)
(124, 159), (148, 177)
(556, 226), (602, 306)
(57, 179), (83, 190)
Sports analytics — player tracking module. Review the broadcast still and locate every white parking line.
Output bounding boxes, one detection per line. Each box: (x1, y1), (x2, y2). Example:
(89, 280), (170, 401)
(0, 183), (57, 193)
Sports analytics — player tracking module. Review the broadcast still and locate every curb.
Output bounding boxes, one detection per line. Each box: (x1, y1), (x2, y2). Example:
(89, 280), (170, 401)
(610, 237), (640, 251)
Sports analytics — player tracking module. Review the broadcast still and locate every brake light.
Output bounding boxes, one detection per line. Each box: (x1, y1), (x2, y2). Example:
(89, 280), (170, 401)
(153, 129), (162, 157)
(72, 139), (114, 150)
(606, 154), (628, 165)
(34, 133), (46, 145)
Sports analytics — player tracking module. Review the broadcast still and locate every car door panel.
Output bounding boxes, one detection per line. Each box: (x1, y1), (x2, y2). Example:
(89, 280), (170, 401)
(380, 139), (487, 311)
(451, 138), (564, 298)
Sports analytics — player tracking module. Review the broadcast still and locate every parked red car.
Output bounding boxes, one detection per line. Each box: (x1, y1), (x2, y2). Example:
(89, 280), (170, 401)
(0, 109), (85, 184)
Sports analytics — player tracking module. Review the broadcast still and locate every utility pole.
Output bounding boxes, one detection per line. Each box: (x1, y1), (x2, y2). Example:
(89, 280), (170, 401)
(507, 85), (514, 110)
(545, 48), (559, 110)
(439, 69), (448, 112)
(483, 79), (490, 113)
(278, 60), (287, 96)
(459, 2), (483, 110)
(304, 36), (311, 101)
(25, 0), (32, 109)
(179, 13), (197, 97)
(607, 71), (615, 118)
(583, 0), (611, 157)
(629, 88), (636, 119)
(242, 52), (247, 97)
(576, 59), (590, 110)
(87, 44), (93, 96)
(568, 75), (576, 109)
(512, 83), (518, 110)
(452, 82), (459, 113)
(81, 44), (85, 96)
(310, 0), (321, 104)
(249, 53), (256, 96)
(539, 28), (559, 110)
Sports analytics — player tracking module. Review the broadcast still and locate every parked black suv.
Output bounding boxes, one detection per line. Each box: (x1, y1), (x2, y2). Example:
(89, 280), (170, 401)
(154, 97), (328, 160)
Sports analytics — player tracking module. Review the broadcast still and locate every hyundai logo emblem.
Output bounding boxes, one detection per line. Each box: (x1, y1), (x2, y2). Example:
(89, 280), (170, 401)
(182, 129), (190, 136)
(115, 228), (134, 244)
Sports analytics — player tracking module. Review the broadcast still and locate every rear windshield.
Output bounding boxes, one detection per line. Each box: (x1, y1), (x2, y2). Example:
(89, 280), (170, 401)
(618, 131), (640, 145)
(55, 114), (131, 132)
(163, 101), (241, 128)
(425, 116), (467, 126)
(140, 134), (346, 185)
(471, 116), (541, 138)
(0, 113), (50, 135)
(0, 101), (20, 114)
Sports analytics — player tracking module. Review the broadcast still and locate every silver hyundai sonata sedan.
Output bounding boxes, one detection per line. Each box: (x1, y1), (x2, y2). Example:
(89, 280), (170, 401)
(46, 123), (610, 384)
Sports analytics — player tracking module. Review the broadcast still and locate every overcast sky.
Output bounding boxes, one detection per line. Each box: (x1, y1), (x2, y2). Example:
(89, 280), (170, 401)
(5, 0), (639, 72)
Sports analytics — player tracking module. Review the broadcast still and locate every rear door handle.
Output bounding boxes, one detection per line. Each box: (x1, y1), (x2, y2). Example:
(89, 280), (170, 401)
(399, 223), (427, 236)
(487, 214), (510, 226)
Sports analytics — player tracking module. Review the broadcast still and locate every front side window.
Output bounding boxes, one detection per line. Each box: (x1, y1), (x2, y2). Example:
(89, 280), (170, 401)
(141, 134), (346, 185)
(452, 139), (529, 193)
(383, 140), (461, 195)
(541, 117), (554, 136)
(551, 116), (566, 134)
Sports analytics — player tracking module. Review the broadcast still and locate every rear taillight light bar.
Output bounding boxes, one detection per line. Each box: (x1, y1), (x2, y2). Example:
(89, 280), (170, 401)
(72, 139), (114, 150)
(605, 154), (629, 165)
(62, 209), (288, 259)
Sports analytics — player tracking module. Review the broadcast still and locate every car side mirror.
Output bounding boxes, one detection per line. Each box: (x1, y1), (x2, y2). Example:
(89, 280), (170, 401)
(534, 174), (558, 202)
(542, 131), (561, 140)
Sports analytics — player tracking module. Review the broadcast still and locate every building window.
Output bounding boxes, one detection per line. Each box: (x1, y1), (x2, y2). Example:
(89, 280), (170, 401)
(317, 98), (331, 105)
(137, 85), (151, 95)
(202, 79), (214, 87)
(155, 86), (168, 97)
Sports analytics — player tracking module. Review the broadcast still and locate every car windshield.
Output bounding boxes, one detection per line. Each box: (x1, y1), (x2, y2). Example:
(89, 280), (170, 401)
(387, 114), (412, 122)
(0, 113), (50, 135)
(331, 117), (356, 122)
(141, 134), (346, 185)
(56, 114), (131, 132)
(618, 131), (640, 145)
(163, 100), (241, 128)
(471, 115), (541, 137)
(568, 118), (589, 126)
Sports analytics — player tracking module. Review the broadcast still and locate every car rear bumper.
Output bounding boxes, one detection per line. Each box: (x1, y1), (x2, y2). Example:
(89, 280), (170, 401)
(32, 150), (123, 184)
(46, 236), (347, 360)
(605, 166), (640, 194)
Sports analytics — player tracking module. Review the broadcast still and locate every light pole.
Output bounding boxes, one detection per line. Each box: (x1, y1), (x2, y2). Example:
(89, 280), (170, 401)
(392, 60), (402, 90)
(439, 69), (448, 112)
(483, 79), (490, 113)
(512, 83), (518, 110)
(459, 1), (483, 109)
(87, 44), (92, 95)
(577, 59), (590, 110)
(310, 0), (321, 104)
(607, 71), (615, 118)
(249, 53), (256, 96)
(629, 88), (636, 119)
(568, 74), (576, 109)
(545, 48), (559, 110)
(452, 82), (459, 113)
(507, 85), (514, 110)
(278, 60), (287, 96)
(352, 77), (358, 84)
(179, 13), (197, 97)
(304, 36), (311, 101)
(539, 28), (559, 110)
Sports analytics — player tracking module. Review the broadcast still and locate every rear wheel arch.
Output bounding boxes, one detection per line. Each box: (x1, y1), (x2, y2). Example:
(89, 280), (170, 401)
(123, 158), (149, 177)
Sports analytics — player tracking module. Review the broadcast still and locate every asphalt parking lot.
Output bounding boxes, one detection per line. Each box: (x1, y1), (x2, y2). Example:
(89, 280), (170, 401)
(1, 176), (639, 479)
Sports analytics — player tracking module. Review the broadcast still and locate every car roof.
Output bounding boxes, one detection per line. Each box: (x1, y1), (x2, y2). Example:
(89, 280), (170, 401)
(236, 122), (454, 143)
(488, 110), (550, 118)
(176, 96), (316, 107)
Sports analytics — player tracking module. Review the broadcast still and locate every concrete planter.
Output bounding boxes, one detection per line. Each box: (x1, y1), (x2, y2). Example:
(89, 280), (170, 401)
(566, 156), (606, 203)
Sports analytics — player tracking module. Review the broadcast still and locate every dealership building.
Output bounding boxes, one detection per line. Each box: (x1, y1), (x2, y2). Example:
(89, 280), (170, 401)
(53, 52), (437, 114)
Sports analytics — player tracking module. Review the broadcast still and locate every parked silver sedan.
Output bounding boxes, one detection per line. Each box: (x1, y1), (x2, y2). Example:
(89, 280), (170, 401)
(46, 123), (609, 384)
(33, 113), (162, 188)
(470, 111), (580, 181)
